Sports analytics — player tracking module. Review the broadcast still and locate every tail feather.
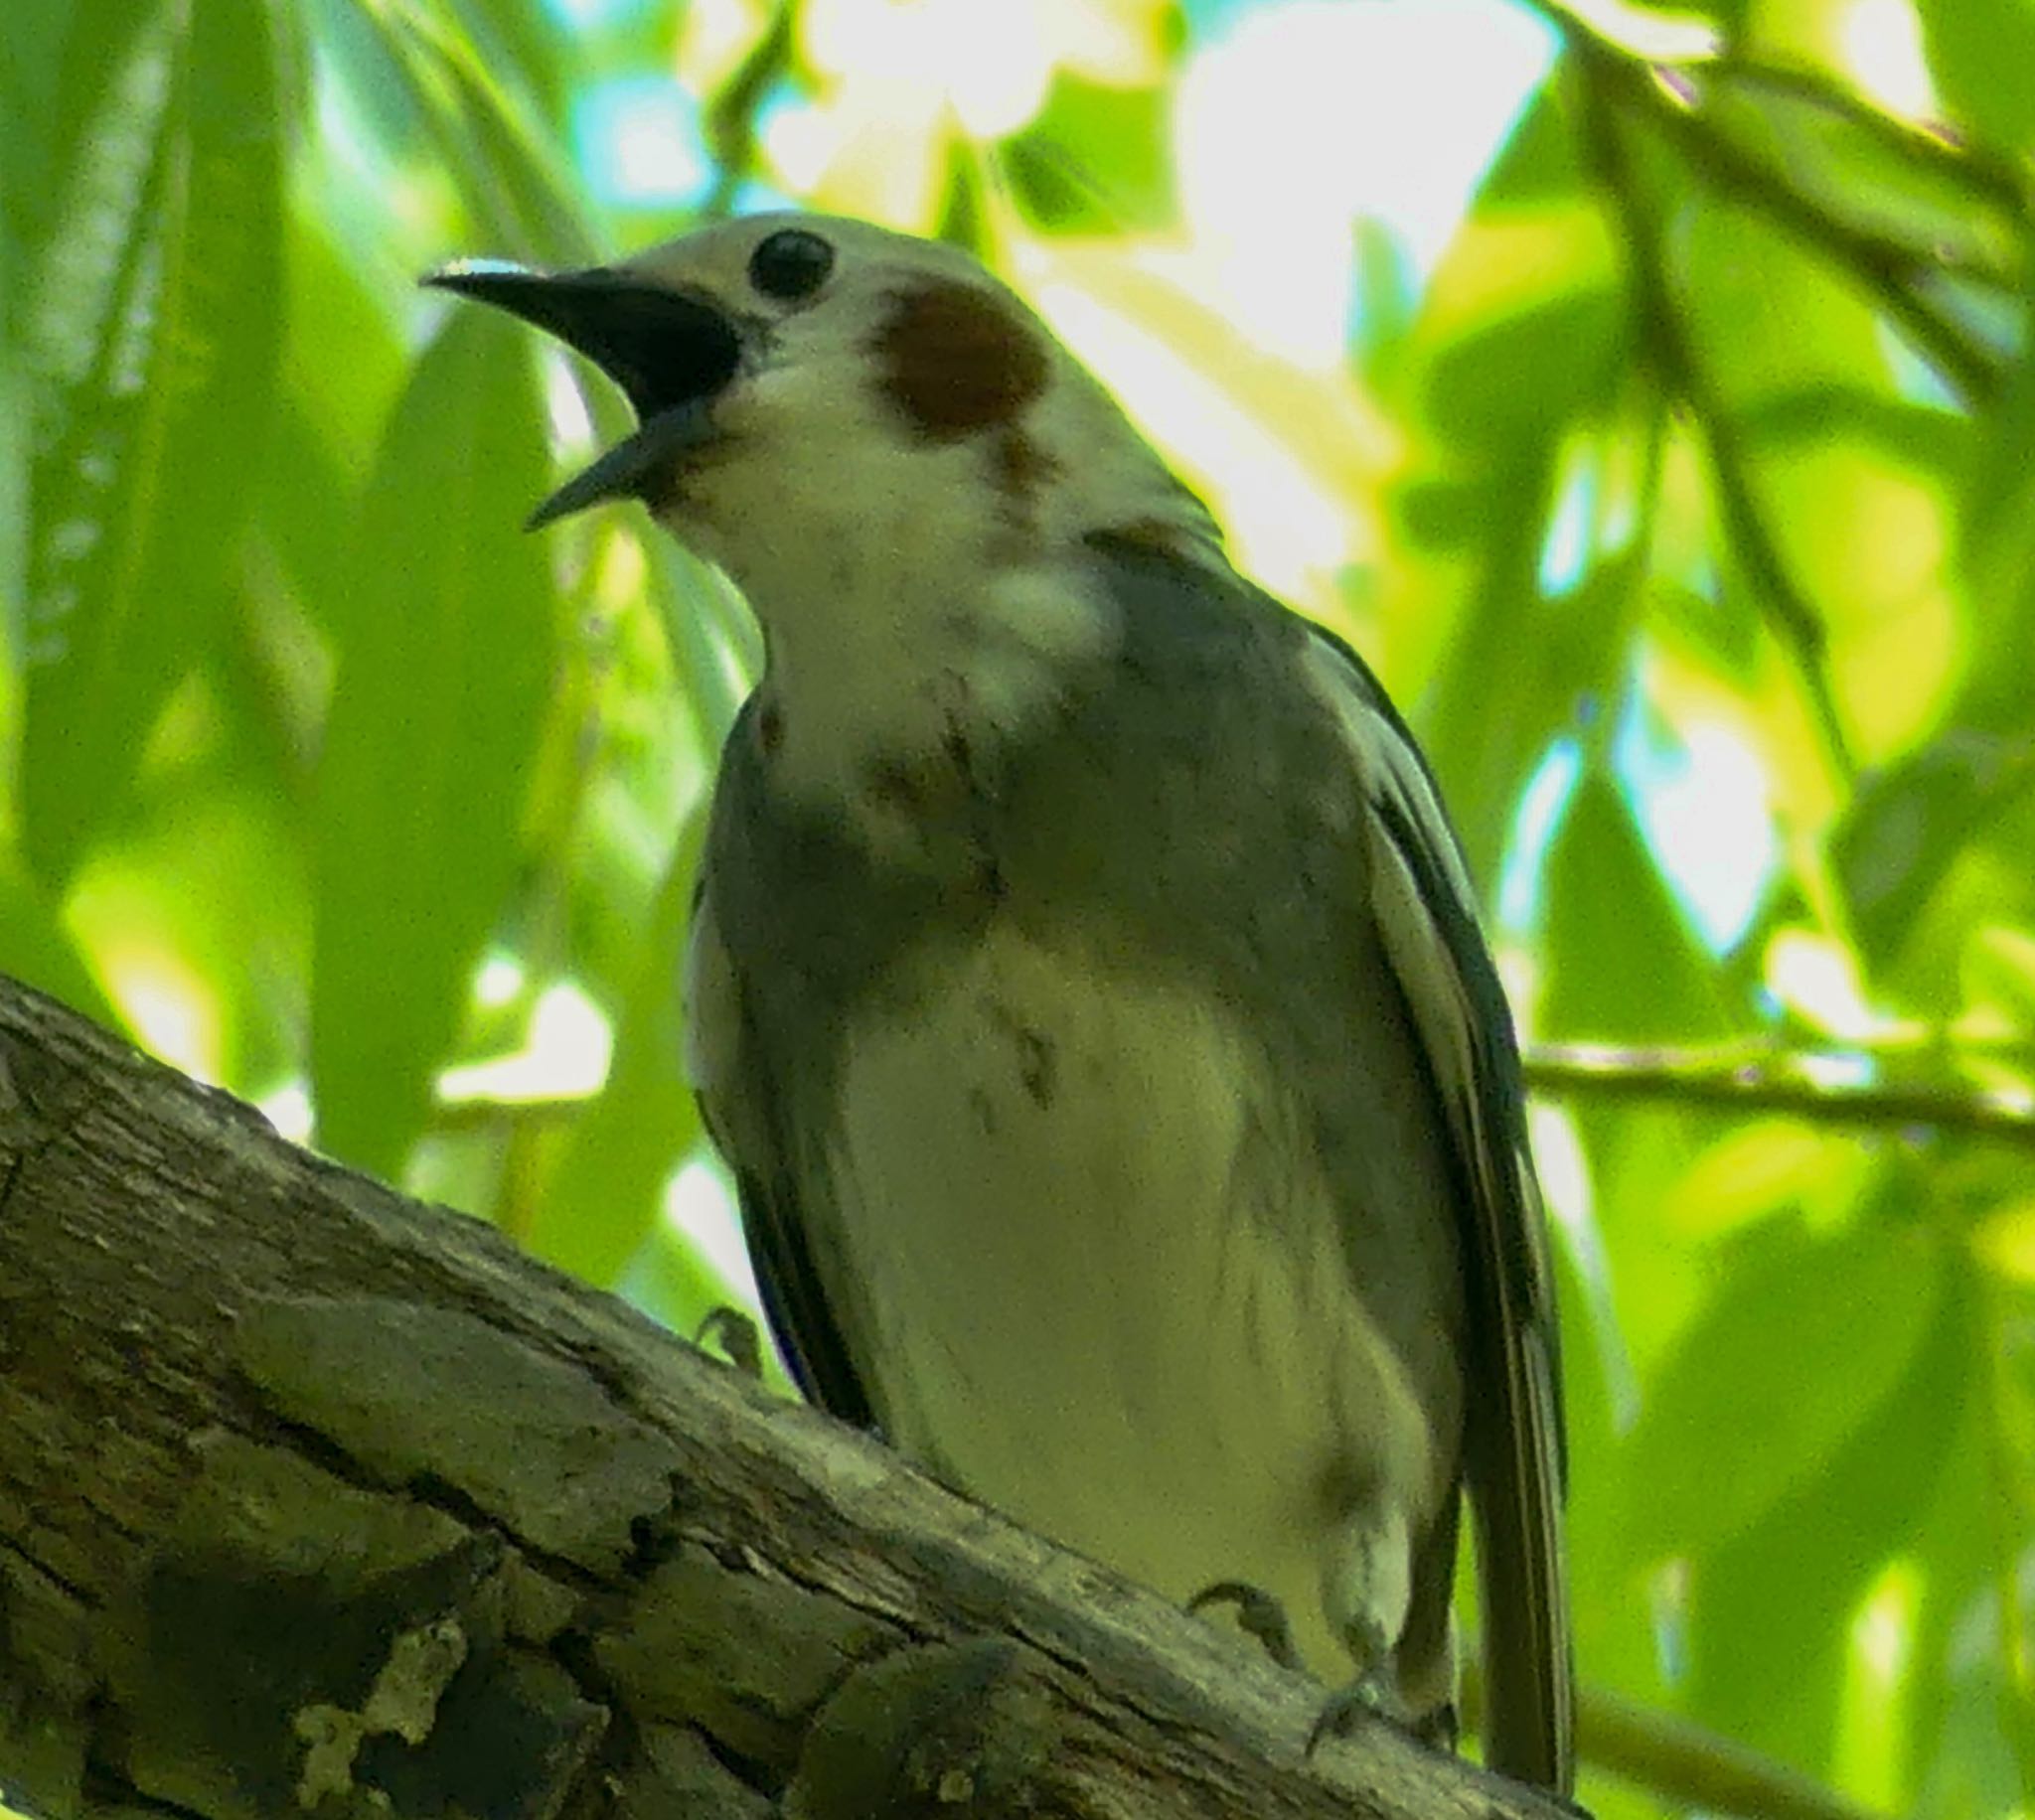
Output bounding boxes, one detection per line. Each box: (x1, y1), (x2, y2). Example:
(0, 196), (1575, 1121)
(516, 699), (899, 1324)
(1471, 1307), (1574, 1794)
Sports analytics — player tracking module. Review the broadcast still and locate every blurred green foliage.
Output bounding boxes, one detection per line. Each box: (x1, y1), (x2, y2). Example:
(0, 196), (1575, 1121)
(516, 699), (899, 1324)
(4, 1), (2034, 1815)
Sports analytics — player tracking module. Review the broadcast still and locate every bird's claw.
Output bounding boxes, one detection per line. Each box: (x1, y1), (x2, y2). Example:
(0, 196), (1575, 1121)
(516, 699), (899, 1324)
(1188, 1580), (1305, 1672)
(1306, 1665), (1412, 1758)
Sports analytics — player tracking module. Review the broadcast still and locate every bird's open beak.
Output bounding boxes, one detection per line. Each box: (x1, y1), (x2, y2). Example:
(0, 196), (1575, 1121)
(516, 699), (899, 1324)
(423, 260), (742, 529)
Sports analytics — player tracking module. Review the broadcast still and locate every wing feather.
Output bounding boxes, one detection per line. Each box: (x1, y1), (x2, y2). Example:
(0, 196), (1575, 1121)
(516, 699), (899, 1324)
(686, 879), (875, 1428)
(1301, 625), (1574, 1795)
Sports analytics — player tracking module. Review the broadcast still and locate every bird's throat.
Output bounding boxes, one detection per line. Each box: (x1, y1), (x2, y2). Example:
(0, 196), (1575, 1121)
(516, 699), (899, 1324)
(752, 558), (1121, 827)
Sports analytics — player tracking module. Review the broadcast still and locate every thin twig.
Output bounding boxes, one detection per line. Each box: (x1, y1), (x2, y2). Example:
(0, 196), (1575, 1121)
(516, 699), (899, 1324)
(1519, 3), (2021, 403)
(1526, 1044), (2035, 1144)
(703, 0), (800, 220)
(1583, 44), (2006, 406)
(1707, 56), (2027, 216)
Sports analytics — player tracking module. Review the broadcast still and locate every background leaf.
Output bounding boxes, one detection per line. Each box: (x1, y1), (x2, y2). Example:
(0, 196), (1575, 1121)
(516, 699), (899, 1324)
(20, 0), (286, 885)
(309, 309), (559, 1175)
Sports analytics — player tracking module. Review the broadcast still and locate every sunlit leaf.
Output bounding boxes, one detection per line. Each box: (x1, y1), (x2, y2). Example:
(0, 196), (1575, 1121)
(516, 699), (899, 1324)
(1960, 924), (2035, 1036)
(1349, 217), (1419, 394)
(71, 766), (312, 1087)
(1971, 1198), (2035, 1285)
(1001, 73), (1174, 233)
(1416, 207), (1627, 454)
(1659, 1120), (1873, 1243)
(310, 310), (559, 1175)
(281, 213), (409, 480)
(1679, 204), (1967, 761)
(1538, 767), (1730, 1044)
(20, 0), (285, 885)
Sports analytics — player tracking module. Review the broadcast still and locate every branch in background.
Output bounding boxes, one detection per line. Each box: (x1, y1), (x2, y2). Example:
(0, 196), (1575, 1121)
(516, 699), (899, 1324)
(1527, 1042), (2035, 1145)
(437, 1028), (2035, 1150)
(1570, 1683), (1890, 1820)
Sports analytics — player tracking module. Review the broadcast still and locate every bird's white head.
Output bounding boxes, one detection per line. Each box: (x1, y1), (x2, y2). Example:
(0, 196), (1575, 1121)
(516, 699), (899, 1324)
(429, 214), (1221, 794)
(432, 214), (1215, 622)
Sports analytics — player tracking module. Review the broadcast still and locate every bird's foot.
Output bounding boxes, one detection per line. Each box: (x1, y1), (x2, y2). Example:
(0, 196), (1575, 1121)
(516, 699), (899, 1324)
(1306, 1653), (1457, 1761)
(1306, 1662), (1413, 1758)
(695, 1305), (765, 1378)
(1188, 1580), (1305, 1672)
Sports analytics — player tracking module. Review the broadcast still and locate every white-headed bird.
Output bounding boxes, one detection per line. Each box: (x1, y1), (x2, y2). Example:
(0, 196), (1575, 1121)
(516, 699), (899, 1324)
(429, 213), (1573, 1794)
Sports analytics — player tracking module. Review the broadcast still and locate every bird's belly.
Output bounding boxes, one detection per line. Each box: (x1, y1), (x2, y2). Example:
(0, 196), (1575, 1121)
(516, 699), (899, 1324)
(827, 923), (1444, 1674)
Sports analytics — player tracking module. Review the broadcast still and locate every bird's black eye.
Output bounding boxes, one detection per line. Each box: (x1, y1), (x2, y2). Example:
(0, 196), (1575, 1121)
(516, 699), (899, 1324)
(748, 228), (835, 303)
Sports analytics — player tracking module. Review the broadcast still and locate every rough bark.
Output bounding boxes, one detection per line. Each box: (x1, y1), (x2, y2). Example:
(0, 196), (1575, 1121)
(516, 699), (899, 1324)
(0, 974), (1569, 1820)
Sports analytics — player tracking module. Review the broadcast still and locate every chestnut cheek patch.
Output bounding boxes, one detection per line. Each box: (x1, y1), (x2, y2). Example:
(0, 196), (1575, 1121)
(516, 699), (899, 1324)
(872, 280), (1050, 440)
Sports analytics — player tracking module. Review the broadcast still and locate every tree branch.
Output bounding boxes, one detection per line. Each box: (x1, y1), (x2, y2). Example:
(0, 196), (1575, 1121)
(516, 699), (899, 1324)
(0, 973), (1568, 1820)
(1526, 1041), (2035, 1144)
(1573, 1685), (1885, 1820)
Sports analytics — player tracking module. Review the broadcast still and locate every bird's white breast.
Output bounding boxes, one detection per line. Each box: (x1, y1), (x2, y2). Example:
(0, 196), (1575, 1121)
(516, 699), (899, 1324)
(826, 919), (1442, 1674)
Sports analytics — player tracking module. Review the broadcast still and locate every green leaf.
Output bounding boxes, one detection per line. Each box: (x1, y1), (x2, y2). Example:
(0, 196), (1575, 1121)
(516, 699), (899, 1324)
(1476, 81), (1588, 209)
(1963, 321), (2035, 717)
(1398, 445), (1558, 886)
(1833, 730), (2035, 970)
(0, 0), (157, 272)
(256, 215), (408, 657)
(523, 816), (704, 1285)
(1916, 0), (2035, 152)
(280, 212), (409, 480)
(20, 0), (285, 885)
(1740, 384), (1967, 477)
(1617, 1216), (1944, 1567)
(1417, 252), (1626, 456)
(1697, 62), (2023, 305)
(1349, 219), (1419, 396)
(1537, 767), (1731, 1044)
(1001, 75), (1175, 235)
(310, 310), (559, 1176)
(346, 0), (592, 260)
(1683, 1247), (1976, 1781)
(0, 846), (122, 1031)
(1408, 73), (1618, 459)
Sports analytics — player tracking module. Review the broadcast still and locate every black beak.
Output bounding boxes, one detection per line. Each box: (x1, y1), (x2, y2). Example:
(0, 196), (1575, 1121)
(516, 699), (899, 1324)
(423, 261), (742, 529)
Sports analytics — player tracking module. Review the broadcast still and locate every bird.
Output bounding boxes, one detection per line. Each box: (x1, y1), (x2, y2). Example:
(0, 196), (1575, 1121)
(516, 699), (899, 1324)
(427, 211), (1574, 1795)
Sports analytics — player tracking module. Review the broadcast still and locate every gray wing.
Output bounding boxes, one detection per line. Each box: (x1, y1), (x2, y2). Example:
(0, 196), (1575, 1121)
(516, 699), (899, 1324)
(1297, 618), (1574, 1795)
(685, 870), (875, 1430)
